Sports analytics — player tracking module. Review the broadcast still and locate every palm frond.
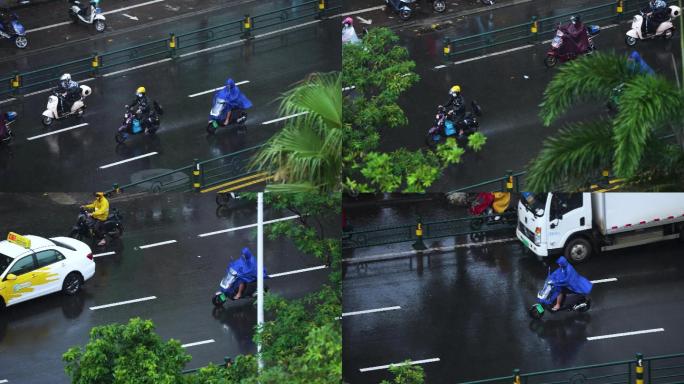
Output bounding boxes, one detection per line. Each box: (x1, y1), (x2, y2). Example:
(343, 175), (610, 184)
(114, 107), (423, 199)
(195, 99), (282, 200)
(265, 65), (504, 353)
(526, 120), (615, 190)
(539, 52), (636, 126)
(279, 72), (342, 132)
(612, 75), (684, 176)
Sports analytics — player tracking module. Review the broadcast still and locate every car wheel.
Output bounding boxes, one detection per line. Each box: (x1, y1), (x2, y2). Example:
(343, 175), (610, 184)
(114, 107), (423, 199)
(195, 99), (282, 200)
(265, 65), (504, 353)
(62, 272), (83, 296)
(564, 237), (592, 263)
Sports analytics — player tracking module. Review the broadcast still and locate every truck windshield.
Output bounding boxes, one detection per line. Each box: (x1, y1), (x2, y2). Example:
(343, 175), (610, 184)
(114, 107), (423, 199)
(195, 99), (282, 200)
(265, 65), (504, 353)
(0, 253), (13, 275)
(521, 193), (547, 217)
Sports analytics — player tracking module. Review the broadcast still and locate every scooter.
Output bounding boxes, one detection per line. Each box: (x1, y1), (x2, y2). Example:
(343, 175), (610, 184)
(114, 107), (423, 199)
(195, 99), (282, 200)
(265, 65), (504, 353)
(212, 255), (269, 308)
(425, 101), (481, 148)
(544, 24), (600, 68)
(69, 207), (124, 244)
(0, 111), (17, 145)
(385, 0), (446, 21)
(468, 192), (516, 231)
(42, 85), (92, 126)
(0, 12), (28, 48)
(206, 98), (247, 134)
(529, 269), (591, 320)
(625, 5), (681, 46)
(69, 0), (106, 32)
(115, 101), (163, 143)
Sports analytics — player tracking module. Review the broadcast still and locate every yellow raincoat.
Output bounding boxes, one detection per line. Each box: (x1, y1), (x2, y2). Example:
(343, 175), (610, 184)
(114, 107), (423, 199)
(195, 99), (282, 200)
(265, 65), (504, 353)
(84, 193), (109, 221)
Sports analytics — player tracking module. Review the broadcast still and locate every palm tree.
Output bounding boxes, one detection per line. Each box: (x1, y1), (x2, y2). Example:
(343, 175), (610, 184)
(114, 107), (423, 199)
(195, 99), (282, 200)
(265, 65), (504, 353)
(250, 72), (343, 193)
(527, 52), (684, 191)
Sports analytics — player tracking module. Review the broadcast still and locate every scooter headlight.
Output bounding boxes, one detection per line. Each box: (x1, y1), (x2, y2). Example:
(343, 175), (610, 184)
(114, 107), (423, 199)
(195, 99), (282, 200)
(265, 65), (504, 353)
(551, 36), (562, 48)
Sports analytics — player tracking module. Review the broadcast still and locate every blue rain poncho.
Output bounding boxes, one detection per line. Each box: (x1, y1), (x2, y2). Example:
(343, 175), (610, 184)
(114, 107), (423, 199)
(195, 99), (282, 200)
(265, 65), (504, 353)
(550, 256), (593, 295)
(214, 78), (253, 111)
(627, 51), (655, 76)
(228, 247), (267, 284)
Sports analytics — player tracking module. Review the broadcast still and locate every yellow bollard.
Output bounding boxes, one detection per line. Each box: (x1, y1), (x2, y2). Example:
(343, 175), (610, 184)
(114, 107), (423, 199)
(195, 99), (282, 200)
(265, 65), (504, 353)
(635, 353), (644, 384)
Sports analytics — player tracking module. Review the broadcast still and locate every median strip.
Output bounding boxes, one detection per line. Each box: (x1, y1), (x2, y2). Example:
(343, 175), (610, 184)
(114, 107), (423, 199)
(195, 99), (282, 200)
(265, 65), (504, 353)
(197, 215), (299, 237)
(188, 80), (250, 98)
(26, 123), (88, 141)
(360, 358), (440, 373)
(587, 328), (664, 341)
(269, 265), (327, 278)
(99, 151), (158, 169)
(90, 295), (157, 310)
(138, 239), (177, 249)
(181, 339), (215, 348)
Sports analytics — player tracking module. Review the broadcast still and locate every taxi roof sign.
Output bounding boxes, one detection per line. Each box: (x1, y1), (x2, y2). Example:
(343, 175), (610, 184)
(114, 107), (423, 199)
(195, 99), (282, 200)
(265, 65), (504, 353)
(7, 232), (31, 249)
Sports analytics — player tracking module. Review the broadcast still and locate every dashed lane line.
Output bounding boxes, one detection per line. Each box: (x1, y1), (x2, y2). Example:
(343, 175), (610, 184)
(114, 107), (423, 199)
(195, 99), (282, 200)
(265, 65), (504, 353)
(187, 80), (250, 98)
(587, 328), (665, 341)
(26, 123), (88, 141)
(197, 215), (300, 237)
(99, 151), (158, 169)
(332, 5), (385, 18)
(591, 278), (618, 284)
(90, 295), (157, 310)
(93, 251), (116, 258)
(342, 306), (401, 317)
(138, 239), (177, 249)
(261, 112), (308, 125)
(181, 339), (215, 348)
(360, 358), (441, 373)
(269, 265), (327, 278)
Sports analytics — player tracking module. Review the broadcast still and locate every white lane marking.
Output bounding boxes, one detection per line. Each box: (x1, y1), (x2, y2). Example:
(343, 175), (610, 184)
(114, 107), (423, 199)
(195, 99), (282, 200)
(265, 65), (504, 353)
(103, 58), (173, 78)
(333, 5), (385, 18)
(453, 44), (534, 65)
(99, 151), (158, 169)
(28, 0), (165, 33)
(591, 278), (618, 284)
(0, 97), (16, 105)
(261, 112), (308, 125)
(181, 339), (215, 348)
(342, 85), (356, 91)
(356, 16), (372, 25)
(187, 80), (250, 98)
(138, 239), (177, 249)
(197, 215), (299, 237)
(434, 64), (447, 69)
(360, 358), (440, 372)
(342, 306), (401, 317)
(122, 13), (139, 21)
(0, 380), (8, 383)
(26, 123), (88, 141)
(270, 265), (327, 278)
(93, 251), (116, 258)
(90, 295), (157, 310)
(587, 328), (664, 341)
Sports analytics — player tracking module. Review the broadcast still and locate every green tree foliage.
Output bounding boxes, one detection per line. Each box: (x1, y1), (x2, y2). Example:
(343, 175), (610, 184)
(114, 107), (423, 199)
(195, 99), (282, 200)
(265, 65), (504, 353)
(529, 52), (684, 190)
(379, 362), (425, 384)
(467, 132), (487, 152)
(343, 27), (479, 192)
(63, 318), (191, 384)
(250, 72), (343, 193)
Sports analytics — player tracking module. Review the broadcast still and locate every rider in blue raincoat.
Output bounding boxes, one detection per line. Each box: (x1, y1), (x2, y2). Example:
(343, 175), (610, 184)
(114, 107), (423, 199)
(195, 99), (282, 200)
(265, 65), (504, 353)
(550, 256), (593, 311)
(229, 247), (266, 300)
(627, 50), (655, 75)
(213, 78), (252, 126)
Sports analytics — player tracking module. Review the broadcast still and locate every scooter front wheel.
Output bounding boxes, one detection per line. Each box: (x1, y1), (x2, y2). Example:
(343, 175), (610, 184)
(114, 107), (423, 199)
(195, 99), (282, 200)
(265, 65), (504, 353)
(206, 122), (218, 135)
(625, 35), (638, 46)
(42, 116), (54, 126)
(14, 36), (28, 49)
(212, 294), (225, 307)
(544, 55), (557, 68)
(529, 304), (544, 319)
(95, 20), (106, 32)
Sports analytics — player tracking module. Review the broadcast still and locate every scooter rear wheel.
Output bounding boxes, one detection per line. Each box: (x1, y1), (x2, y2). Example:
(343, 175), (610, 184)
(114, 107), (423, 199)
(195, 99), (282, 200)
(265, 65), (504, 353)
(95, 20), (106, 33)
(577, 298), (591, 312)
(14, 36), (28, 49)
(433, 0), (446, 13)
(544, 55), (557, 68)
(115, 132), (126, 144)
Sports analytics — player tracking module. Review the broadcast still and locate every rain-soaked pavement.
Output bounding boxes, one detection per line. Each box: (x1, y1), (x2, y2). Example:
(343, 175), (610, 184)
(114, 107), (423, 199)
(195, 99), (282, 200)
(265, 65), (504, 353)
(342, 195), (684, 383)
(345, 0), (683, 191)
(0, 192), (331, 383)
(0, 11), (339, 191)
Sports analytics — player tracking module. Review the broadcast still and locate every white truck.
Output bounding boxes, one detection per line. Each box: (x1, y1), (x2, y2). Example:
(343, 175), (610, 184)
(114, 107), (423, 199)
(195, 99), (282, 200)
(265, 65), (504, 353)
(516, 193), (684, 262)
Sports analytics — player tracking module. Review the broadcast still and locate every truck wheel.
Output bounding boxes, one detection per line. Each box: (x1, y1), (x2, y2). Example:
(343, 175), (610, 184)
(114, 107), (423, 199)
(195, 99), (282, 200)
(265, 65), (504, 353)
(564, 237), (592, 263)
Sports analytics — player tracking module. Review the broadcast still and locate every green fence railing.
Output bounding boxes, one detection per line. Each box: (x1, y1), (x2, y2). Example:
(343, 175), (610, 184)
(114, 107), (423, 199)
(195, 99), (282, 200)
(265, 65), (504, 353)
(0, 0), (341, 97)
(442, 0), (668, 60)
(342, 211), (517, 250)
(459, 352), (684, 384)
(106, 143), (266, 195)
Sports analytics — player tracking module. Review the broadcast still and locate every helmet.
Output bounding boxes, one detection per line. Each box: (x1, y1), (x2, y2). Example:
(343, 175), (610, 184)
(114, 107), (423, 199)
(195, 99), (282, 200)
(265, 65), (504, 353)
(653, 0), (666, 8)
(450, 85), (461, 93)
(437, 105), (445, 112)
(136, 86), (146, 94)
(60, 73), (71, 82)
(343, 17), (353, 26)
(5, 111), (17, 122)
(225, 78), (236, 89)
(570, 15), (581, 24)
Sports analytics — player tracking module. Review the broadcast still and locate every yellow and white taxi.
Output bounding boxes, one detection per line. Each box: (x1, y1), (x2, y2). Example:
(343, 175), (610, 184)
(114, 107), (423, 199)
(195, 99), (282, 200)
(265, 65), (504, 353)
(0, 232), (95, 309)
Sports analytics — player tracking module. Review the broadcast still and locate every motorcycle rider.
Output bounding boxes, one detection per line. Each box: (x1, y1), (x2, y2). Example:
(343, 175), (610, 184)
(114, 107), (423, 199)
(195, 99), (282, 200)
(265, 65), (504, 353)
(561, 15), (590, 55)
(214, 78), (252, 126)
(55, 73), (81, 115)
(81, 192), (109, 246)
(128, 86), (153, 133)
(342, 17), (360, 44)
(444, 85), (465, 118)
(641, 0), (669, 35)
(77, 0), (98, 20)
(233, 247), (256, 300)
(549, 256), (593, 311)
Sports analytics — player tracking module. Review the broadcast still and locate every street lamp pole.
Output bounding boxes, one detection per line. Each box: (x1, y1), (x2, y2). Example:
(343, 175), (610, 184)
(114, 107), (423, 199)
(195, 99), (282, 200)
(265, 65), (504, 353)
(257, 192), (264, 371)
(680, 0), (684, 88)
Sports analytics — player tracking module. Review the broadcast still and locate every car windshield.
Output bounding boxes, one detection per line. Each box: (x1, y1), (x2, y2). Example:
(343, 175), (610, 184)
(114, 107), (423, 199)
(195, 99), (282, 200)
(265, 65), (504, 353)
(521, 193), (547, 216)
(0, 253), (13, 275)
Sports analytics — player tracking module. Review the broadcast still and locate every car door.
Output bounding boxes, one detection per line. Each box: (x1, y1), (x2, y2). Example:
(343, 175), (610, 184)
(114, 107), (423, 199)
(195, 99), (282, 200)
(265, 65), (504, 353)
(34, 249), (67, 296)
(3, 254), (39, 306)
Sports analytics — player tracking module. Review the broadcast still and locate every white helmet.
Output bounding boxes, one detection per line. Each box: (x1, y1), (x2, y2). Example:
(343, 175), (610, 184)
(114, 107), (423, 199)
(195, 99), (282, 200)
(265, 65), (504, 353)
(60, 73), (71, 82)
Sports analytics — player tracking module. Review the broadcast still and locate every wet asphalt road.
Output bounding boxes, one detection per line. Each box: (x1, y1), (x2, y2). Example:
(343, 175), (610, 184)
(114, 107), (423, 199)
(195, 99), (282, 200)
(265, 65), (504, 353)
(347, 0), (682, 191)
(342, 199), (684, 383)
(0, 16), (339, 192)
(0, 192), (331, 383)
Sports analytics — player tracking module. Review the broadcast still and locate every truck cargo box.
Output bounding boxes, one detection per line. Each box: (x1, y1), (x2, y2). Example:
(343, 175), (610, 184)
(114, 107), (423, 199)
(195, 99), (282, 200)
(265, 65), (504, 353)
(592, 193), (684, 235)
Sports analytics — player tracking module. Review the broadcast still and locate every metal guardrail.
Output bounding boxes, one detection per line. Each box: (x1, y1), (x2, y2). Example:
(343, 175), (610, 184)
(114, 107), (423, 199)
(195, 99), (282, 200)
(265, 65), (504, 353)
(450, 170), (526, 193)
(105, 143), (265, 195)
(459, 352), (684, 384)
(0, 0), (341, 97)
(342, 211), (516, 250)
(442, 0), (668, 59)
